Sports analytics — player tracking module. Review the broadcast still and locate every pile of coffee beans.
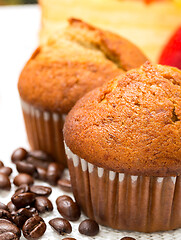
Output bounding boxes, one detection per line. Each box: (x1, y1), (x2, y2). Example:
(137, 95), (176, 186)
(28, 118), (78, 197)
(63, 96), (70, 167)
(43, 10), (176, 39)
(11, 148), (64, 186)
(0, 160), (12, 190)
(0, 183), (54, 239)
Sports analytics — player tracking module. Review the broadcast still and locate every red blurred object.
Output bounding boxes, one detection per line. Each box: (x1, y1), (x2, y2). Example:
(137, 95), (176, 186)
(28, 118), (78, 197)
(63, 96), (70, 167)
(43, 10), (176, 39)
(159, 27), (181, 69)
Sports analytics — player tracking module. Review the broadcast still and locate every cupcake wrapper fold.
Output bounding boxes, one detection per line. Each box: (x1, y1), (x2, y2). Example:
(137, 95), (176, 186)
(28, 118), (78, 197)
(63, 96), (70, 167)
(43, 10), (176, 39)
(21, 100), (67, 166)
(65, 142), (181, 232)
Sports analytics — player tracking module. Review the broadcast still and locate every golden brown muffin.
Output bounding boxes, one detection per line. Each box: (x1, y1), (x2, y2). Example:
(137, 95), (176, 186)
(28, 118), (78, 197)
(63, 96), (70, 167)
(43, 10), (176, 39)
(64, 62), (181, 232)
(18, 18), (147, 113)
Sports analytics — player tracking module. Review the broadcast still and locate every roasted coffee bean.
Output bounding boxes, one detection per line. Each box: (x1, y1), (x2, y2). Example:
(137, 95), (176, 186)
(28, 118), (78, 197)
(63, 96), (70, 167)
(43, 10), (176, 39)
(0, 231), (19, 240)
(47, 163), (64, 185)
(15, 184), (30, 194)
(34, 196), (53, 213)
(0, 167), (12, 176)
(30, 185), (52, 197)
(11, 192), (36, 208)
(121, 237), (136, 240)
(62, 238), (77, 240)
(36, 167), (47, 180)
(13, 173), (34, 186)
(7, 202), (18, 214)
(56, 195), (80, 221)
(16, 162), (37, 176)
(22, 215), (46, 239)
(0, 219), (21, 238)
(49, 218), (72, 235)
(26, 207), (38, 216)
(11, 148), (27, 163)
(28, 150), (54, 162)
(12, 208), (32, 228)
(0, 209), (12, 221)
(0, 202), (8, 211)
(79, 219), (99, 236)
(0, 173), (11, 190)
(57, 179), (72, 192)
(0, 161), (4, 167)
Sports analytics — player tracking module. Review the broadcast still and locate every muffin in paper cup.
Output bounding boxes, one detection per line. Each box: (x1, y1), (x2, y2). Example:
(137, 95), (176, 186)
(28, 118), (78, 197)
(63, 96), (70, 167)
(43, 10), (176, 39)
(63, 62), (181, 232)
(18, 18), (147, 166)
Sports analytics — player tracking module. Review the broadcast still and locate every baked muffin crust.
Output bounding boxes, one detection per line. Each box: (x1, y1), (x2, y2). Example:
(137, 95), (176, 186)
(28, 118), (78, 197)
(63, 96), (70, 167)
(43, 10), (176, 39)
(64, 62), (181, 176)
(18, 18), (147, 113)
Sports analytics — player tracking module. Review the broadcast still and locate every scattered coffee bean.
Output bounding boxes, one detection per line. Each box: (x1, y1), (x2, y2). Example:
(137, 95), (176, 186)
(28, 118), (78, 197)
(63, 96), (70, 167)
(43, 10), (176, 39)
(0, 173), (11, 190)
(57, 179), (72, 192)
(13, 173), (34, 186)
(0, 202), (8, 211)
(12, 208), (32, 228)
(0, 209), (12, 221)
(62, 238), (77, 240)
(0, 231), (19, 240)
(79, 219), (99, 236)
(0, 167), (12, 176)
(22, 215), (46, 239)
(0, 219), (21, 238)
(11, 148), (27, 163)
(26, 207), (38, 216)
(56, 195), (80, 221)
(11, 192), (36, 208)
(16, 161), (37, 176)
(34, 196), (53, 213)
(36, 167), (47, 181)
(28, 150), (54, 162)
(49, 218), (72, 235)
(47, 163), (64, 185)
(7, 201), (18, 214)
(0, 161), (4, 167)
(30, 185), (52, 197)
(121, 237), (136, 240)
(15, 184), (30, 194)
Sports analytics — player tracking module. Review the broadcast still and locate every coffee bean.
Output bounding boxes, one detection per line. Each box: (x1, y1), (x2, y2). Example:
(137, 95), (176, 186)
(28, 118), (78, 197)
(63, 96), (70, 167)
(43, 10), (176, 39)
(57, 179), (72, 192)
(49, 218), (72, 235)
(26, 207), (38, 216)
(12, 208), (32, 228)
(16, 162), (37, 176)
(36, 167), (47, 180)
(28, 150), (54, 161)
(0, 219), (21, 238)
(22, 215), (46, 239)
(15, 184), (30, 194)
(0, 232), (19, 240)
(34, 196), (53, 213)
(62, 238), (77, 240)
(0, 209), (12, 221)
(30, 185), (52, 197)
(11, 148), (27, 163)
(79, 219), (99, 236)
(47, 163), (64, 185)
(56, 195), (80, 221)
(121, 238), (136, 240)
(7, 202), (18, 214)
(0, 202), (8, 211)
(13, 173), (34, 186)
(11, 192), (36, 208)
(0, 167), (12, 176)
(0, 161), (4, 167)
(0, 173), (11, 190)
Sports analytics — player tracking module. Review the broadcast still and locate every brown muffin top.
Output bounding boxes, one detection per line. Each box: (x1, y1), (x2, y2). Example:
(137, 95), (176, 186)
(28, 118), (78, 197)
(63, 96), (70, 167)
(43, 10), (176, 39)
(64, 62), (181, 176)
(18, 18), (147, 113)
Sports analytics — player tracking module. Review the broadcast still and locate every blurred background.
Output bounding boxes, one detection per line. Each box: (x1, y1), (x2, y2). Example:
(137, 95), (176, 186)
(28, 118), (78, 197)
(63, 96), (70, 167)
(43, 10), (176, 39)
(0, 0), (37, 4)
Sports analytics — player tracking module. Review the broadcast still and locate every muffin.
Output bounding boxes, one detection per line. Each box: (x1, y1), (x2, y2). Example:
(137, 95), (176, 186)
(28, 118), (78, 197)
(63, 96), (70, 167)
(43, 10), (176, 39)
(18, 18), (147, 166)
(64, 61), (181, 232)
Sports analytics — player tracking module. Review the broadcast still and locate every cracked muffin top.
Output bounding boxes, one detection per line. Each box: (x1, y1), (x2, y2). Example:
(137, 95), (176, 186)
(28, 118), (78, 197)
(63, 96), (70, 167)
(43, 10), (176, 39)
(64, 62), (181, 176)
(18, 18), (147, 113)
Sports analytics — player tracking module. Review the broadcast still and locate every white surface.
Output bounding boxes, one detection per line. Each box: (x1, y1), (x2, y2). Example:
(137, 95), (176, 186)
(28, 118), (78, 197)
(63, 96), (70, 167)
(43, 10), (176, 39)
(0, 5), (181, 240)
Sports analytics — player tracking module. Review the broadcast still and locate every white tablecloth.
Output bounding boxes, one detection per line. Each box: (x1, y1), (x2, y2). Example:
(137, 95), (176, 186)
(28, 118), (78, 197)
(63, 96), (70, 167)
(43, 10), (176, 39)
(0, 5), (181, 239)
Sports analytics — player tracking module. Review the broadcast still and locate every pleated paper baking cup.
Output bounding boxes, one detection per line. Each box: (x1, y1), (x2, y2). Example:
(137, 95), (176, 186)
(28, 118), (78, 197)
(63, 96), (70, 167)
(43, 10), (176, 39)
(65, 142), (181, 233)
(21, 100), (67, 166)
